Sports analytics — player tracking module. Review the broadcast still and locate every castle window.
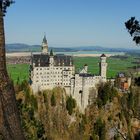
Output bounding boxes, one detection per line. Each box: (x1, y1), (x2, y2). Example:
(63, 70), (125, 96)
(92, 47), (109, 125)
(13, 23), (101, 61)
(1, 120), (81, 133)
(79, 90), (83, 94)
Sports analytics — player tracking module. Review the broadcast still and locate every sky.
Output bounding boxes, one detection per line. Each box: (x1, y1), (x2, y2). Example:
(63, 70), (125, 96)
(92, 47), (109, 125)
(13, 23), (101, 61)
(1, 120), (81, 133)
(4, 0), (140, 48)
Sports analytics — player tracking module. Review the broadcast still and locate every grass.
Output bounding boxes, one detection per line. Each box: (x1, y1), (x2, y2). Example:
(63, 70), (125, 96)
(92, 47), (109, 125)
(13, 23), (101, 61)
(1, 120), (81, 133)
(73, 56), (136, 77)
(7, 64), (29, 84)
(7, 55), (137, 83)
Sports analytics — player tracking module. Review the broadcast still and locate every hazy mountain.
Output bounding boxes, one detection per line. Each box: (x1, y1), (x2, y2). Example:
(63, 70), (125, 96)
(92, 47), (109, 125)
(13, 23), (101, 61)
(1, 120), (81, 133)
(6, 43), (140, 53)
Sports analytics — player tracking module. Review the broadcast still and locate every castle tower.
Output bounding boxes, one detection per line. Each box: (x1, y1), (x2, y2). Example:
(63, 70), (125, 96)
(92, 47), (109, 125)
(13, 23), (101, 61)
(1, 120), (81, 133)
(100, 54), (107, 78)
(49, 49), (54, 66)
(42, 35), (48, 54)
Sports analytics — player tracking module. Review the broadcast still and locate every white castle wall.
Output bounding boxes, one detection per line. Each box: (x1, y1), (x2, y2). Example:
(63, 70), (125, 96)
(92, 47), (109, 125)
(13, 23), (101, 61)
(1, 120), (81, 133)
(30, 37), (108, 112)
(70, 55), (107, 112)
(71, 74), (106, 112)
(31, 64), (74, 93)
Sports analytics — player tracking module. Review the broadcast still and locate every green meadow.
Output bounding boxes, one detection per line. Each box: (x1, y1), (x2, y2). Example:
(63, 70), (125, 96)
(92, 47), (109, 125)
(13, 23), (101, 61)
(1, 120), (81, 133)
(7, 55), (137, 83)
(7, 64), (29, 83)
(74, 56), (136, 78)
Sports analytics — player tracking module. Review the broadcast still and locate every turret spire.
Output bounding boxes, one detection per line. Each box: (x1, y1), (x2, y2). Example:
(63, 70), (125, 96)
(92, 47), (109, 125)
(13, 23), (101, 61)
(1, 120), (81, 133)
(42, 33), (48, 54)
(43, 34), (47, 44)
(50, 49), (53, 56)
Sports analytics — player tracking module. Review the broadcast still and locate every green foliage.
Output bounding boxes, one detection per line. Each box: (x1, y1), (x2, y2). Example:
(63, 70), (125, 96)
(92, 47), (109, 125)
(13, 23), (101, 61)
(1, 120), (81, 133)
(135, 132), (140, 140)
(97, 82), (118, 107)
(51, 92), (56, 106)
(79, 115), (87, 134)
(66, 95), (76, 115)
(0, 0), (14, 15)
(30, 94), (38, 111)
(16, 76), (20, 85)
(127, 91), (134, 110)
(43, 91), (49, 108)
(28, 107), (35, 120)
(20, 80), (29, 91)
(0, 134), (4, 140)
(36, 121), (45, 139)
(92, 130), (97, 140)
(125, 17), (140, 45)
(128, 87), (140, 118)
(135, 77), (140, 86)
(93, 118), (106, 140)
(108, 115), (113, 122)
(114, 134), (121, 140)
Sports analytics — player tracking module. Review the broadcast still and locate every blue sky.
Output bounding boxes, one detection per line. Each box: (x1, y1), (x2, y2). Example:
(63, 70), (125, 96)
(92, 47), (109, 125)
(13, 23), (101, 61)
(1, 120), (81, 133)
(4, 0), (140, 48)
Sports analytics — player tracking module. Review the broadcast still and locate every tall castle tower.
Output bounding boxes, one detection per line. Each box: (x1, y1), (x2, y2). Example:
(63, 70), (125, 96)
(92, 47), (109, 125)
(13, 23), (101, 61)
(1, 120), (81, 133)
(100, 54), (107, 78)
(42, 35), (48, 54)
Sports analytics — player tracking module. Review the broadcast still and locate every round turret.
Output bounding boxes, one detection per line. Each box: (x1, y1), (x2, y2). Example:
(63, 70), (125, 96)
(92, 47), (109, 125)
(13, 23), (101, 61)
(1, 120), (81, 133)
(100, 54), (107, 79)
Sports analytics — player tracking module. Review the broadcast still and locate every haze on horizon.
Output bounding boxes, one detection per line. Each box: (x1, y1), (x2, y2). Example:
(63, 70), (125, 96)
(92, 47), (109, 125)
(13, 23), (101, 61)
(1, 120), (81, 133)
(4, 0), (140, 49)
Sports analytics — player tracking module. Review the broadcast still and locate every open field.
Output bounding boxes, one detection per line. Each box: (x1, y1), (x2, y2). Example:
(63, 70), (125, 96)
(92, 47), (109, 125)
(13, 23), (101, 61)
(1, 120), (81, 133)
(7, 56), (138, 83)
(74, 56), (136, 77)
(7, 64), (29, 83)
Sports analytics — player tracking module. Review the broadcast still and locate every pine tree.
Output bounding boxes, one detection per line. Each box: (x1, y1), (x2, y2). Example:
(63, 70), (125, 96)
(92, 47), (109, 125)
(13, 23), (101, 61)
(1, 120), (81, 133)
(51, 92), (56, 106)
(66, 95), (76, 115)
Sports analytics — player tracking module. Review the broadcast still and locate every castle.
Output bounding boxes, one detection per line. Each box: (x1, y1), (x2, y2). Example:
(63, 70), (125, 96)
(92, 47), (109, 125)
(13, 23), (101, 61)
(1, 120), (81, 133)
(30, 36), (107, 112)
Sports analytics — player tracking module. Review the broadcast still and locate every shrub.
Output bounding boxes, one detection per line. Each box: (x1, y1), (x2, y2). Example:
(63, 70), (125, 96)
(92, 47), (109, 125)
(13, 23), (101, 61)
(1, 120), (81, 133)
(66, 95), (76, 115)
(51, 92), (56, 107)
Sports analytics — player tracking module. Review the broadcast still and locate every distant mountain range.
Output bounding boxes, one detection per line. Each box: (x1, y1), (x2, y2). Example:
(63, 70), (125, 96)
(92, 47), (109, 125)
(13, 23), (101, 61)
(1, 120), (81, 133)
(6, 43), (140, 53)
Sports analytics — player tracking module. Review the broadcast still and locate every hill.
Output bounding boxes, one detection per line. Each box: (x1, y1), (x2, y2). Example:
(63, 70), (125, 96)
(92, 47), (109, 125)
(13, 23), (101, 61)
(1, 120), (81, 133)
(6, 43), (140, 53)
(15, 81), (140, 140)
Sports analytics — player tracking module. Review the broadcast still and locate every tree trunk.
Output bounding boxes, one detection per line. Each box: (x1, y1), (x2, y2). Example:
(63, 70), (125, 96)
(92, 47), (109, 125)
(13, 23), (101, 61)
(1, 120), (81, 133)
(0, 9), (25, 140)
